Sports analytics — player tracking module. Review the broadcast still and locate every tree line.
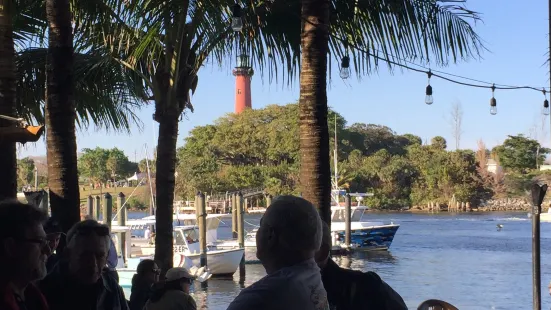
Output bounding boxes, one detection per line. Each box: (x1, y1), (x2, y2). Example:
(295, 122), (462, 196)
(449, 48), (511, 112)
(174, 103), (550, 210)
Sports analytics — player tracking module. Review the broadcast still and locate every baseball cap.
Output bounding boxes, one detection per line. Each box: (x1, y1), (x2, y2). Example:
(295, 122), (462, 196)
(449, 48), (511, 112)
(165, 267), (194, 282)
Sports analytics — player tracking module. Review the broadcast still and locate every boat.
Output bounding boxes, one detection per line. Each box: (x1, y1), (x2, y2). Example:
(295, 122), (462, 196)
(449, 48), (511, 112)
(112, 215), (245, 277)
(540, 208), (551, 222)
(246, 208), (267, 214)
(215, 203), (400, 262)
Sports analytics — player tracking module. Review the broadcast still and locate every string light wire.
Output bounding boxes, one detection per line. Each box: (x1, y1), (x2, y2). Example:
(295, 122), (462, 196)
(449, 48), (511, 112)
(329, 33), (548, 93)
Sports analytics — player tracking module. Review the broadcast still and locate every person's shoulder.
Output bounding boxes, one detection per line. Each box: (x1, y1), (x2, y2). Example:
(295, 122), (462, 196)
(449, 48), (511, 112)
(227, 281), (273, 310)
(163, 291), (196, 309)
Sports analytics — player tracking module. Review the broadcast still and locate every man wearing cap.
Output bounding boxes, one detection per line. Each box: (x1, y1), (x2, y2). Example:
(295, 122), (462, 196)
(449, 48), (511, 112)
(144, 267), (196, 310)
(44, 217), (63, 272)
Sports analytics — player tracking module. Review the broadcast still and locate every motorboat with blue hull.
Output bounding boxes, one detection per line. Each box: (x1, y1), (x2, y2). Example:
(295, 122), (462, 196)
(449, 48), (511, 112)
(214, 204), (400, 262)
(330, 205), (399, 251)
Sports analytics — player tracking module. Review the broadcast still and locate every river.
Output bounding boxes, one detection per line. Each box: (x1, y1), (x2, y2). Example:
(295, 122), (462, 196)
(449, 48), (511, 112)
(122, 211), (551, 309)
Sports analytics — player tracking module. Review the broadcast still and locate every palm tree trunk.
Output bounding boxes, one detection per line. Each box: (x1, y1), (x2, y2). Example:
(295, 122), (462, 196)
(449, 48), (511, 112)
(299, 0), (331, 224)
(45, 0), (80, 233)
(154, 115), (178, 273)
(0, 0), (17, 201)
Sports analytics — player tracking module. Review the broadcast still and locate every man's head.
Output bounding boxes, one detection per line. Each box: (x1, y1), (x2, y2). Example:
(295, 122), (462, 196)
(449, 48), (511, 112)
(256, 195), (322, 274)
(44, 218), (63, 254)
(137, 259), (160, 283)
(315, 221), (332, 269)
(165, 267), (194, 294)
(0, 200), (50, 284)
(65, 220), (111, 284)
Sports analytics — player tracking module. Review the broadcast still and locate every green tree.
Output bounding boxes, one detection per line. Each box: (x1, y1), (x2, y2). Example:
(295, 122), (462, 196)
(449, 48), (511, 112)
(78, 147), (111, 185)
(402, 134), (422, 146)
(17, 157), (35, 189)
(106, 148), (131, 180)
(138, 159), (156, 175)
(431, 136), (447, 150)
(493, 135), (549, 174)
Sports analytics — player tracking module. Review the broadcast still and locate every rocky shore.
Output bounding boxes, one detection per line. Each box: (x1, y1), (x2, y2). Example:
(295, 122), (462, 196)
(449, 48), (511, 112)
(476, 198), (532, 212)
(409, 197), (540, 212)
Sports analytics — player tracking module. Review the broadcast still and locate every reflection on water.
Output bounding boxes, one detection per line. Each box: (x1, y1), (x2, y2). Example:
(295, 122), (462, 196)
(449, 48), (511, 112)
(123, 212), (551, 309)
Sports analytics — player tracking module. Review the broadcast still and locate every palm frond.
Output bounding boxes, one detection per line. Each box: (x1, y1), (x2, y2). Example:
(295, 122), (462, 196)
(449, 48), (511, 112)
(15, 48), (148, 133)
(12, 0), (47, 49)
(70, 0), (484, 104)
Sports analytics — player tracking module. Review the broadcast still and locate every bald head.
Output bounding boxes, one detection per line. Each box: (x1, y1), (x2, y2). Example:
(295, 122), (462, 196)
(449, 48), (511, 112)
(255, 196), (323, 274)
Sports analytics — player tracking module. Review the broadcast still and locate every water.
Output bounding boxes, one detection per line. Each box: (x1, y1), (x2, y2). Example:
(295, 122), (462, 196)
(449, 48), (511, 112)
(122, 211), (551, 309)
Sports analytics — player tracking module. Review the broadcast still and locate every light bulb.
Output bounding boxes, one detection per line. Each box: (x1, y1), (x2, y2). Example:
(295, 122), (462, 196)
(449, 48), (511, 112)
(340, 56), (350, 79)
(339, 67), (351, 79)
(544, 99), (550, 116)
(231, 17), (243, 32)
(425, 85), (433, 105)
(231, 4), (243, 32)
(490, 97), (497, 115)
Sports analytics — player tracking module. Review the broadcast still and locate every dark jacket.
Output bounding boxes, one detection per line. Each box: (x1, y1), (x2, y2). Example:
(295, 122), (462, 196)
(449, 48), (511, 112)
(0, 282), (49, 310)
(46, 253), (60, 273)
(321, 259), (407, 310)
(39, 263), (129, 310)
(129, 274), (153, 310)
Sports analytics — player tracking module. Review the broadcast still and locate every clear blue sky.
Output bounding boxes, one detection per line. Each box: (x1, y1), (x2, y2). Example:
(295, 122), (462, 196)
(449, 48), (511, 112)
(16, 0), (551, 161)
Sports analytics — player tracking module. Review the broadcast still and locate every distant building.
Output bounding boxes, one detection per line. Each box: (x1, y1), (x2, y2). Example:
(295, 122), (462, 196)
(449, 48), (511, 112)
(486, 159), (502, 174)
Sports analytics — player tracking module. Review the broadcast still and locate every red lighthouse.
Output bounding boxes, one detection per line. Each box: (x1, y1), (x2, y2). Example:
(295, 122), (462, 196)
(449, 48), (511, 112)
(233, 54), (254, 114)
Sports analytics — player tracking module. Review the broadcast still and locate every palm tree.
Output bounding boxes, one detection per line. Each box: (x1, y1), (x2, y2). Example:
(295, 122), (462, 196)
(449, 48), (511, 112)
(15, 47), (145, 132)
(0, 0), (18, 200)
(299, 0), (332, 223)
(44, 0), (80, 232)
(298, 0), (484, 223)
(78, 0), (483, 272)
(0, 0), (45, 200)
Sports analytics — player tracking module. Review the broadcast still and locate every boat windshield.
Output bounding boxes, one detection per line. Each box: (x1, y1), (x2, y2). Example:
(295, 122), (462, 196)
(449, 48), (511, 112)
(182, 229), (199, 244)
(331, 209), (365, 222)
(173, 231), (186, 245)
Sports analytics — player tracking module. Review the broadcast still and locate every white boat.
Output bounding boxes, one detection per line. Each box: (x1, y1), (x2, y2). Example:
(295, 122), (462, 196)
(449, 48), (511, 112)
(540, 208), (551, 222)
(112, 215), (245, 276)
(214, 203), (400, 262)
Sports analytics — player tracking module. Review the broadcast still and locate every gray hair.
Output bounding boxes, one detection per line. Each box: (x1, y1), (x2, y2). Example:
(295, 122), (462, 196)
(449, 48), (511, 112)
(264, 195), (322, 252)
(66, 220), (111, 250)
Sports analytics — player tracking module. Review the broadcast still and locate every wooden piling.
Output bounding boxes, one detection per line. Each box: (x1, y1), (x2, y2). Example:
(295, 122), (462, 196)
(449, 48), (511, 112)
(94, 195), (101, 220)
(117, 192), (126, 264)
(232, 193), (238, 238)
(237, 192), (246, 281)
(103, 193), (112, 229)
(195, 192), (208, 288)
(86, 196), (93, 218)
(345, 193), (352, 248)
(266, 194), (272, 208)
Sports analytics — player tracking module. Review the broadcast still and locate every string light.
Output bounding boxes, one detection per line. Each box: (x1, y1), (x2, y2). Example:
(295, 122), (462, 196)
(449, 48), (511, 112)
(340, 41), (351, 79)
(490, 85), (497, 115)
(425, 70), (433, 105)
(231, 3), (243, 32)
(340, 56), (351, 79)
(543, 89), (550, 116)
